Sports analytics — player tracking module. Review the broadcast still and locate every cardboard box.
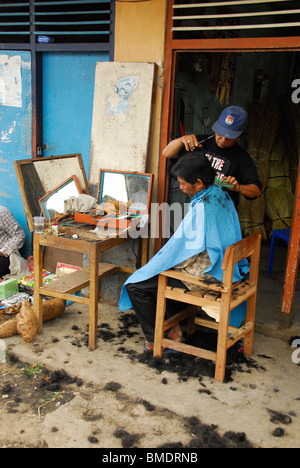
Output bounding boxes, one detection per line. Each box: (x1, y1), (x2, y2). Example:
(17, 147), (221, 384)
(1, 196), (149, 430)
(0, 278), (19, 299)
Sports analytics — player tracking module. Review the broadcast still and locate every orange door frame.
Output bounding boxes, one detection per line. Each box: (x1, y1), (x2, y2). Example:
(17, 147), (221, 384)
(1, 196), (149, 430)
(157, 0), (300, 318)
(281, 160), (300, 323)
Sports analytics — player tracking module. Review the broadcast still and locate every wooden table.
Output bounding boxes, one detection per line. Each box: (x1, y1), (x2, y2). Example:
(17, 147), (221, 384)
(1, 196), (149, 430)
(33, 224), (140, 349)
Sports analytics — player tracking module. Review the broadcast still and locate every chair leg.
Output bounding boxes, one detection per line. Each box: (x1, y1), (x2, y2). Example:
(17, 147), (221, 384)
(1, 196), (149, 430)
(186, 305), (197, 336)
(153, 275), (167, 358)
(243, 295), (256, 356)
(215, 342), (227, 383)
(267, 234), (277, 276)
(215, 303), (231, 383)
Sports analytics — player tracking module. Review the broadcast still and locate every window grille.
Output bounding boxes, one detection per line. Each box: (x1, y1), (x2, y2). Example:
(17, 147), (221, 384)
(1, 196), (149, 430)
(172, 0), (300, 39)
(0, 0), (112, 46)
(0, 2), (30, 43)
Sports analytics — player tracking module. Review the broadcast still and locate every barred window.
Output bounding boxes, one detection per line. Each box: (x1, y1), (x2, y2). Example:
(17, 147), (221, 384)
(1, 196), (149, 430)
(172, 0), (300, 40)
(0, 0), (113, 48)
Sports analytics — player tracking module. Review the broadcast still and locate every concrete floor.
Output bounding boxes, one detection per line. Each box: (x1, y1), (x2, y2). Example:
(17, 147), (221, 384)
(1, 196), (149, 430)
(255, 243), (300, 337)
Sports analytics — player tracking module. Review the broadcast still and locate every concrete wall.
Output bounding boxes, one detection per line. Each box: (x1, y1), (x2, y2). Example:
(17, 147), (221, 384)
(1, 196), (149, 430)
(114, 0), (167, 207)
(0, 51), (32, 257)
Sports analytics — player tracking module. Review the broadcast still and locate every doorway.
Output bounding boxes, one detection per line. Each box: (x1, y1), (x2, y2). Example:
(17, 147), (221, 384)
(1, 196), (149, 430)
(158, 47), (300, 321)
(163, 49), (299, 241)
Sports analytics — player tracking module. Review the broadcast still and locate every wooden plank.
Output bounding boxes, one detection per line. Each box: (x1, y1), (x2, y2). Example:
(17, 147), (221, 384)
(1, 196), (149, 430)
(155, 0), (175, 253)
(187, 288), (208, 297)
(194, 318), (238, 336)
(153, 274), (168, 358)
(203, 290), (221, 301)
(166, 284), (208, 295)
(163, 307), (196, 332)
(171, 37), (300, 53)
(161, 338), (217, 362)
(229, 284), (256, 310)
(41, 270), (91, 294)
(89, 62), (155, 182)
(281, 159), (300, 316)
(173, 0), (294, 8)
(165, 288), (221, 312)
(195, 317), (219, 331)
(215, 246), (235, 383)
(160, 269), (227, 292)
(227, 322), (254, 348)
(89, 243), (99, 350)
(41, 263), (119, 295)
(173, 9), (300, 21)
(33, 234), (44, 331)
(171, 287), (187, 294)
(222, 234), (259, 269)
(39, 288), (89, 304)
(118, 266), (136, 274)
(43, 246), (83, 274)
(36, 233), (95, 253)
(172, 22), (300, 32)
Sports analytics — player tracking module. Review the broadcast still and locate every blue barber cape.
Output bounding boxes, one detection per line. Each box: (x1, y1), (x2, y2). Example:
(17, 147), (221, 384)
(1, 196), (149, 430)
(119, 184), (249, 327)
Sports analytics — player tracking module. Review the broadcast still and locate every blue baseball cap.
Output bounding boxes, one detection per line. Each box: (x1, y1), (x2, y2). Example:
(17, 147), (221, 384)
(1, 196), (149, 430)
(212, 106), (248, 139)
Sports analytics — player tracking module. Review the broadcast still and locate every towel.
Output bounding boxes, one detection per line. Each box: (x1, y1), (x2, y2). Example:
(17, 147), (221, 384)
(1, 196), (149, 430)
(64, 194), (97, 214)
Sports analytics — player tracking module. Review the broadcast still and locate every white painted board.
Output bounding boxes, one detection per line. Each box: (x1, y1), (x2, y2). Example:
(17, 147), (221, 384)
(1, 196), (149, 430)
(89, 62), (155, 184)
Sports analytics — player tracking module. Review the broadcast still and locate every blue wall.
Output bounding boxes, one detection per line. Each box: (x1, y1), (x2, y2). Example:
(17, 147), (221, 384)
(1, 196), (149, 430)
(42, 52), (109, 178)
(0, 51), (32, 257)
(0, 51), (108, 258)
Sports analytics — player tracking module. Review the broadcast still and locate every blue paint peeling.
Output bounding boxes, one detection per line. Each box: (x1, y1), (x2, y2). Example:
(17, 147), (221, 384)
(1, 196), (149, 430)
(0, 50), (110, 260)
(0, 51), (32, 257)
(42, 52), (108, 175)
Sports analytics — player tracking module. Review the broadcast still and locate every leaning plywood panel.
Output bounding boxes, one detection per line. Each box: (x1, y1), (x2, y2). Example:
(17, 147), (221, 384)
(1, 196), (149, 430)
(89, 62), (155, 184)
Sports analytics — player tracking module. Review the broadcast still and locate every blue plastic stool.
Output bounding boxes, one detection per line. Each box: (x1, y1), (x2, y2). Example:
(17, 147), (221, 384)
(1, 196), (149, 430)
(267, 229), (290, 276)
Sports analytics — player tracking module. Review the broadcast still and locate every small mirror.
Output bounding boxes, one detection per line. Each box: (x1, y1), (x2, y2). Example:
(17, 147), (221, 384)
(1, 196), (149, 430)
(39, 175), (83, 220)
(14, 154), (89, 232)
(97, 170), (153, 214)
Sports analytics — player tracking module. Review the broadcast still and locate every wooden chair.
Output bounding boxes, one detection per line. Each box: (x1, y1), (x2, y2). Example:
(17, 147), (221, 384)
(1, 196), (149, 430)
(153, 233), (261, 382)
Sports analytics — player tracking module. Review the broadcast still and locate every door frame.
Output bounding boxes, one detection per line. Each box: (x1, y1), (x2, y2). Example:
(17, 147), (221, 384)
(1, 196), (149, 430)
(157, 0), (300, 321)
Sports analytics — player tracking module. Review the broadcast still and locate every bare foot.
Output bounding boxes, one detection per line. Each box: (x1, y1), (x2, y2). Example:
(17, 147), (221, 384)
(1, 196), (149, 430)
(166, 324), (182, 342)
(144, 325), (182, 352)
(144, 341), (154, 351)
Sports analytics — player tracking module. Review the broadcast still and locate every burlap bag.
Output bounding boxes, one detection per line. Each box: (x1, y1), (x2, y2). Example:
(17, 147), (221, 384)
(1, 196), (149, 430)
(0, 299), (66, 340)
(0, 303), (22, 338)
(0, 316), (18, 338)
(16, 300), (39, 343)
(42, 299), (66, 322)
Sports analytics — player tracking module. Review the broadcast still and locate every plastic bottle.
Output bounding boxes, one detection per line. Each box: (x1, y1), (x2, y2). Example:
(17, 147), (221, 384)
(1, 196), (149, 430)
(52, 220), (58, 236)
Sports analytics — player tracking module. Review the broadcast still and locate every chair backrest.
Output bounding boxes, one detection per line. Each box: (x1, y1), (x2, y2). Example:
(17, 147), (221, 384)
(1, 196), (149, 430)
(221, 233), (261, 286)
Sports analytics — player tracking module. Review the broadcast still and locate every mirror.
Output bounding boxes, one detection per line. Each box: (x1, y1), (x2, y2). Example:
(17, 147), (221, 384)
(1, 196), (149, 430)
(39, 175), (83, 220)
(98, 170), (153, 214)
(14, 154), (89, 232)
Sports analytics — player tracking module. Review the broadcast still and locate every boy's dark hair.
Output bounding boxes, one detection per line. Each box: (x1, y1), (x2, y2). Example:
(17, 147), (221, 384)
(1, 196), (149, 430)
(171, 151), (215, 187)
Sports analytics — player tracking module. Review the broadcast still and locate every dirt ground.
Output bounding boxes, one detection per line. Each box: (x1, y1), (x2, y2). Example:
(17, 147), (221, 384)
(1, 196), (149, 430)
(1, 299), (300, 449)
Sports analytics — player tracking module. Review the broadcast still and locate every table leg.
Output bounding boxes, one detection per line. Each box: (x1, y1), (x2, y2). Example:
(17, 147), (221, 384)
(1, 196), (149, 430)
(89, 243), (99, 349)
(33, 234), (44, 331)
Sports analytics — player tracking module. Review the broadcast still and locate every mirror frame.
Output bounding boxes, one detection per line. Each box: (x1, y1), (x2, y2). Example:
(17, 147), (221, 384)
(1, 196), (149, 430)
(14, 154), (89, 232)
(97, 169), (153, 214)
(39, 175), (83, 220)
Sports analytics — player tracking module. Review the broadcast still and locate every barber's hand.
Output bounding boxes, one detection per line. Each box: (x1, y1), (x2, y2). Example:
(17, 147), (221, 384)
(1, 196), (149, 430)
(181, 135), (199, 151)
(220, 176), (240, 192)
(0, 252), (5, 257)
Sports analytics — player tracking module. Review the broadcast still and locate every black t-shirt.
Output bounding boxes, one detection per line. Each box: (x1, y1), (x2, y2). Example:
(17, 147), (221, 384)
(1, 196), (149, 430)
(170, 134), (262, 208)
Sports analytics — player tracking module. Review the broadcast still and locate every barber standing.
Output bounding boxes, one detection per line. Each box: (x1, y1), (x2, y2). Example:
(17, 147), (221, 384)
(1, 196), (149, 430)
(163, 106), (262, 209)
